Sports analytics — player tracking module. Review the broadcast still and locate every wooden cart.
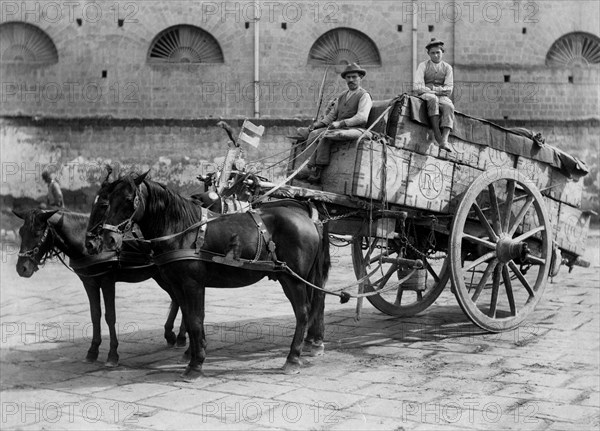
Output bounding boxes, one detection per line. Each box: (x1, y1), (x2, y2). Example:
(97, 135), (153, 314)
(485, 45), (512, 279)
(261, 94), (592, 332)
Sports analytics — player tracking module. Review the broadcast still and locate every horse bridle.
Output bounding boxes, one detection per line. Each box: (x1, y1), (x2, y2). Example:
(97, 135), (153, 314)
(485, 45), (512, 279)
(102, 183), (144, 235)
(18, 224), (54, 267)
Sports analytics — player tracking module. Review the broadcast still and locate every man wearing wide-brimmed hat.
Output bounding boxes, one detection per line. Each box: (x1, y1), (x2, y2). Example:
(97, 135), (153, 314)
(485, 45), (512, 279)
(414, 37), (455, 153)
(296, 62), (373, 184)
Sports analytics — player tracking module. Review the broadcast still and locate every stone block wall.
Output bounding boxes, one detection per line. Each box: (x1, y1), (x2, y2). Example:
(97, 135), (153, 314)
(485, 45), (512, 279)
(1, 1), (598, 119)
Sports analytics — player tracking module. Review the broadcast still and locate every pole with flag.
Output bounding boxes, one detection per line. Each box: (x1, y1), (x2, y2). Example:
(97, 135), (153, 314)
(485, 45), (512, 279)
(216, 120), (265, 193)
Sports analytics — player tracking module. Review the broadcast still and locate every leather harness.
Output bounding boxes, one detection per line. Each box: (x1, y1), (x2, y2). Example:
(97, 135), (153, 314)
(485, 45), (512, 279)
(152, 208), (285, 272)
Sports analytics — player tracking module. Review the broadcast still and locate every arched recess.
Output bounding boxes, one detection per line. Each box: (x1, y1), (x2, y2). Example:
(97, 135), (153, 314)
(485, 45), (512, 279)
(147, 24), (224, 64)
(545, 32), (600, 67)
(0, 22), (58, 64)
(308, 27), (381, 66)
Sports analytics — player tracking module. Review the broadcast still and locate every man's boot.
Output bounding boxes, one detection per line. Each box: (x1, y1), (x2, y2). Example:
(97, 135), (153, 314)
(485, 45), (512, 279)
(439, 127), (455, 153)
(430, 115), (443, 145)
(307, 166), (323, 184)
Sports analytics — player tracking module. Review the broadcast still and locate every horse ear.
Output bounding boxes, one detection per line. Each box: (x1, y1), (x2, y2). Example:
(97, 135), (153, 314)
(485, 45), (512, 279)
(40, 209), (59, 223)
(12, 209), (27, 219)
(134, 170), (150, 186)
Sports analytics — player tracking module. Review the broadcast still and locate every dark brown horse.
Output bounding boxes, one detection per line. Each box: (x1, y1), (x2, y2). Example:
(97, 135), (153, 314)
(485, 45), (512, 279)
(89, 172), (330, 379)
(13, 206), (184, 367)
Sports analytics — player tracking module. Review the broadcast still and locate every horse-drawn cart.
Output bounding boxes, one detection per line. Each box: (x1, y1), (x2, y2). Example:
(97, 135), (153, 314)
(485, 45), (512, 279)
(17, 94), (592, 375)
(257, 94), (592, 332)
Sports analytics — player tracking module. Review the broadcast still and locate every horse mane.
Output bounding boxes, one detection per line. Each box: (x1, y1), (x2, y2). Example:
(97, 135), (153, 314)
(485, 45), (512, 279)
(142, 177), (205, 233)
(50, 211), (89, 242)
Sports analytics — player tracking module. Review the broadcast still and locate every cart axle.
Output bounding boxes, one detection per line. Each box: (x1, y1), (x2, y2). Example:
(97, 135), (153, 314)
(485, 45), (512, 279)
(496, 236), (529, 263)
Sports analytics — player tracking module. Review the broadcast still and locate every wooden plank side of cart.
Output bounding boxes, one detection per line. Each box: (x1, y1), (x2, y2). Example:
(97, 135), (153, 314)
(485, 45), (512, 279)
(283, 94), (591, 265)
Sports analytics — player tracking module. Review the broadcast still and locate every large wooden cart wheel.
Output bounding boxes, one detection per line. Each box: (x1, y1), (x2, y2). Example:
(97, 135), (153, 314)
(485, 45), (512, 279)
(351, 236), (450, 316)
(450, 168), (552, 332)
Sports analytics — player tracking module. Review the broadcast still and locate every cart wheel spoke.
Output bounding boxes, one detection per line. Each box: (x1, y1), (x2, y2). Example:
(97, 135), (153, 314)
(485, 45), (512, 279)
(395, 289), (403, 306)
(508, 196), (534, 236)
(488, 183), (503, 235)
(424, 259), (440, 282)
(471, 259), (498, 303)
(463, 233), (496, 249)
(489, 264), (501, 318)
(508, 260), (535, 298)
(525, 255), (546, 266)
(503, 179), (516, 233)
(364, 239), (380, 264)
(464, 251), (496, 273)
(473, 202), (499, 241)
(371, 264), (398, 289)
(514, 226), (545, 242)
(502, 264), (516, 316)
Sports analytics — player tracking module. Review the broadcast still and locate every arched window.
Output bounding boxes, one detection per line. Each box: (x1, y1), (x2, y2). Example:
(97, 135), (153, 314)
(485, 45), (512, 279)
(546, 32), (600, 67)
(147, 25), (224, 64)
(308, 28), (381, 66)
(0, 22), (58, 64)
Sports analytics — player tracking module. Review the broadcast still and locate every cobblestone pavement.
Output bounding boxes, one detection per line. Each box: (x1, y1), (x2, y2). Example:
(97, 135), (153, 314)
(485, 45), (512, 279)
(1, 234), (598, 430)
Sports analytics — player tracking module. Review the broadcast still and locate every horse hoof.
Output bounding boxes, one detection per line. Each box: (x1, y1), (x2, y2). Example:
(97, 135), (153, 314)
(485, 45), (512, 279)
(105, 360), (119, 368)
(303, 341), (325, 357)
(180, 366), (204, 381)
(308, 344), (325, 357)
(176, 338), (187, 348)
(282, 362), (301, 375)
(165, 333), (177, 346)
(85, 353), (98, 363)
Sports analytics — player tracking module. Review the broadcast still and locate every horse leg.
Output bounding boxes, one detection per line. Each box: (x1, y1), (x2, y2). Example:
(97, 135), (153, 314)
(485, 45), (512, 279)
(304, 289), (326, 357)
(176, 316), (187, 348)
(100, 279), (119, 367)
(279, 276), (309, 374)
(154, 277), (180, 347)
(181, 285), (207, 381)
(164, 300), (178, 347)
(82, 281), (102, 362)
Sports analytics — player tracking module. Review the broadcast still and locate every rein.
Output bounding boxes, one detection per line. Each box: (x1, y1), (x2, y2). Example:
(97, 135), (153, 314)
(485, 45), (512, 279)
(98, 176), (421, 304)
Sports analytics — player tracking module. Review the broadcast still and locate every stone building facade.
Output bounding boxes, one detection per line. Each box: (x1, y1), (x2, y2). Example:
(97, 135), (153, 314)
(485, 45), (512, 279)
(0, 0), (598, 212)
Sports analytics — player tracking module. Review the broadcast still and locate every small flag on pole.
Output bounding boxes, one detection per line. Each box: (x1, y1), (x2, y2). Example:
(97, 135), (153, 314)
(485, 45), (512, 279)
(238, 120), (265, 148)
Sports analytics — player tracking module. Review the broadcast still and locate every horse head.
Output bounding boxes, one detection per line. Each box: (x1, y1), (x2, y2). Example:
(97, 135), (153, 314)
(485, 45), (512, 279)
(99, 171), (149, 252)
(13, 208), (59, 277)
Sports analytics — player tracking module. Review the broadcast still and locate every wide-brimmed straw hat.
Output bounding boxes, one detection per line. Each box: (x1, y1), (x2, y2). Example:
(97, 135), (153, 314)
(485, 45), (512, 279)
(340, 63), (367, 78)
(426, 38), (445, 50)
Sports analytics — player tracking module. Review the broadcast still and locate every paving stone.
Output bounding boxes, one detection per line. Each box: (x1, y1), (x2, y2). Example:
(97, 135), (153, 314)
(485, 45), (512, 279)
(91, 383), (178, 403)
(203, 379), (296, 399)
(493, 382), (586, 405)
(138, 387), (229, 411)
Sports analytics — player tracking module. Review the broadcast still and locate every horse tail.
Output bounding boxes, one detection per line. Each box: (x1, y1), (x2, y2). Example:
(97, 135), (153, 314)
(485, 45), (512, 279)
(306, 221), (330, 340)
(310, 221), (330, 288)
